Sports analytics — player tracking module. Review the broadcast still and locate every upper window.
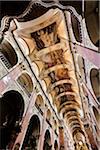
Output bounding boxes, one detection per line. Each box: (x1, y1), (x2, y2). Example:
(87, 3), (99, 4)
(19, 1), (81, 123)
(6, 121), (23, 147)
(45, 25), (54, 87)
(17, 73), (33, 97)
(0, 40), (18, 69)
(71, 15), (82, 43)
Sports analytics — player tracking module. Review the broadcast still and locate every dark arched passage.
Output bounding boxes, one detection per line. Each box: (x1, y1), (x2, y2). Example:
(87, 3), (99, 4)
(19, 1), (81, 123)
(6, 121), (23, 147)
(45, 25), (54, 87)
(43, 130), (52, 150)
(0, 90), (24, 149)
(54, 140), (58, 150)
(22, 115), (41, 150)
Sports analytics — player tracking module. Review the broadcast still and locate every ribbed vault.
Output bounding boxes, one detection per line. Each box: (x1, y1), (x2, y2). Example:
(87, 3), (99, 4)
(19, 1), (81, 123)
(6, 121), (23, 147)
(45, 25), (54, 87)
(14, 5), (89, 149)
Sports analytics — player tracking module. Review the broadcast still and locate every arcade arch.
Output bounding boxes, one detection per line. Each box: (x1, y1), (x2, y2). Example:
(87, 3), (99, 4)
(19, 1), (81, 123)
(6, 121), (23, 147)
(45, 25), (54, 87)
(17, 72), (33, 96)
(0, 90), (24, 149)
(43, 130), (52, 150)
(54, 140), (58, 150)
(22, 115), (41, 150)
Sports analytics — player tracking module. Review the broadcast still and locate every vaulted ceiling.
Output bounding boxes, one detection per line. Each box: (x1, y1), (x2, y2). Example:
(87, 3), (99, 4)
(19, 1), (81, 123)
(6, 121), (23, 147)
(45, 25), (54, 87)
(1, 0), (99, 47)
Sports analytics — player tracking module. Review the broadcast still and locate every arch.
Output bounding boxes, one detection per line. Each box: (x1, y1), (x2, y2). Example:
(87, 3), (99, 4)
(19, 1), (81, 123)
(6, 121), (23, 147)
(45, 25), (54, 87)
(92, 106), (100, 125)
(17, 72), (33, 96)
(0, 40), (18, 68)
(85, 1), (99, 47)
(90, 68), (100, 102)
(0, 90), (24, 149)
(43, 130), (52, 150)
(54, 140), (58, 150)
(22, 115), (41, 150)
(35, 95), (45, 111)
(71, 15), (82, 42)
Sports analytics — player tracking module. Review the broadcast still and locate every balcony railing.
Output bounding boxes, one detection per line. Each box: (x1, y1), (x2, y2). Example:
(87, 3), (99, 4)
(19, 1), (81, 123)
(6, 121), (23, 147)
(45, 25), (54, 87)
(0, 52), (12, 69)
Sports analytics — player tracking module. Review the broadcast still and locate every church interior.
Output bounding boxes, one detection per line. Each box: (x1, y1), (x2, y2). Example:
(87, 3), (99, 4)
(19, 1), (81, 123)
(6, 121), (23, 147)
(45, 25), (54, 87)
(0, 0), (99, 150)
